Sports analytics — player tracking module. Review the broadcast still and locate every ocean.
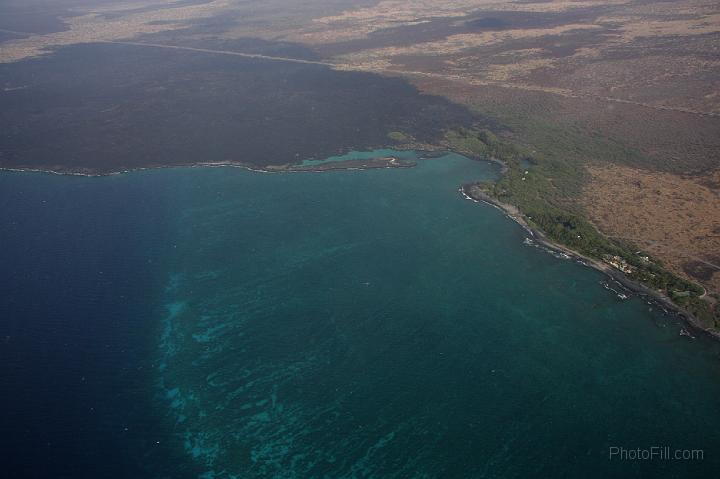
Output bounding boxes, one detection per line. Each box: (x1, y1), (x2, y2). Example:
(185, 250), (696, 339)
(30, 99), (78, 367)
(2, 152), (719, 478)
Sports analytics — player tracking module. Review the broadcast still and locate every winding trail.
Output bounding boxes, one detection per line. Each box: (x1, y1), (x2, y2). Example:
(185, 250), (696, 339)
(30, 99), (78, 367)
(101, 40), (337, 67)
(0, 28), (32, 36)
(375, 68), (720, 119)
(105, 40), (720, 119)
(6, 36), (717, 119)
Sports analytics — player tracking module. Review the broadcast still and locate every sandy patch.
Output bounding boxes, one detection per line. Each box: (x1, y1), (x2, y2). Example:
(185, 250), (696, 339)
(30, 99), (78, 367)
(0, 0), (233, 63)
(333, 23), (601, 65)
(583, 164), (720, 292)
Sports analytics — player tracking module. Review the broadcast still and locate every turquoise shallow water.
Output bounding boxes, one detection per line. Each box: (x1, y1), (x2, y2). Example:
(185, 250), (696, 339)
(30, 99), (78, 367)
(2, 153), (720, 478)
(153, 154), (720, 477)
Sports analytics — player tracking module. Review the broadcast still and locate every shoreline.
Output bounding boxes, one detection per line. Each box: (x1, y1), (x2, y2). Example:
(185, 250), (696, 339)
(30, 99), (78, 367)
(460, 184), (719, 341)
(0, 156), (417, 178)
(5, 151), (711, 340)
(0, 144), (485, 178)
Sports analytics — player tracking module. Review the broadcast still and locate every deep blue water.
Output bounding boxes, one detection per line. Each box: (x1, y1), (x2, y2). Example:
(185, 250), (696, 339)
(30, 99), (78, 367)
(0, 172), (195, 478)
(2, 153), (720, 478)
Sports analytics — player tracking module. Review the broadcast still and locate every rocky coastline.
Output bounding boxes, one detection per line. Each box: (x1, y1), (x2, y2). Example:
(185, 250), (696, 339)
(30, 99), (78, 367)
(0, 156), (416, 177)
(460, 183), (719, 341)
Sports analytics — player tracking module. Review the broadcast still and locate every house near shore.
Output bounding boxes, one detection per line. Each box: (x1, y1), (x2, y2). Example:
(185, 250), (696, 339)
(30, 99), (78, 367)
(603, 254), (635, 274)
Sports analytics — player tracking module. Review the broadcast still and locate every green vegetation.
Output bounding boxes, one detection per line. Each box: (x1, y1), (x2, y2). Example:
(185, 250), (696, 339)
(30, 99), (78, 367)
(446, 126), (584, 208)
(447, 127), (719, 328)
(387, 131), (409, 142)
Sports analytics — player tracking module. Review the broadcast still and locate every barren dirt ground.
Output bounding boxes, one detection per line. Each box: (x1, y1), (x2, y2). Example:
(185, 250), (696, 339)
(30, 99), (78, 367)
(583, 165), (720, 293)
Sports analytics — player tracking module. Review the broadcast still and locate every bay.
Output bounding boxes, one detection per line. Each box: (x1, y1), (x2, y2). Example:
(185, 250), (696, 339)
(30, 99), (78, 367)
(2, 152), (719, 478)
